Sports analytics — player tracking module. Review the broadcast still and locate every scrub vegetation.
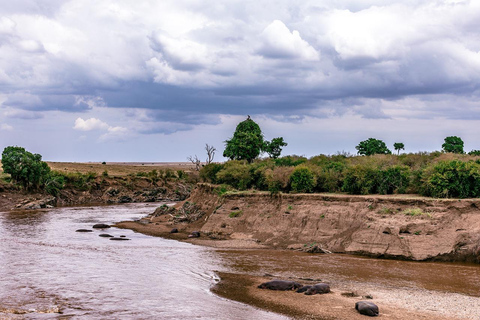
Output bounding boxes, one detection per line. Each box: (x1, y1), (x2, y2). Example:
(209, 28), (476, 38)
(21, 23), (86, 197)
(200, 152), (480, 198)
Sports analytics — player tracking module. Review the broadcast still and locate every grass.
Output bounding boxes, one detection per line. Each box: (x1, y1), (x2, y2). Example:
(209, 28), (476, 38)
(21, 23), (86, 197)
(402, 208), (432, 218)
(378, 207), (394, 215)
(229, 210), (243, 218)
(47, 161), (196, 177)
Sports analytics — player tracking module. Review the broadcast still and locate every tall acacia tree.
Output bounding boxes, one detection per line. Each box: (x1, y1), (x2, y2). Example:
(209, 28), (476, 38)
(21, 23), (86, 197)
(356, 138), (391, 156)
(393, 142), (405, 155)
(442, 136), (464, 154)
(223, 117), (265, 163)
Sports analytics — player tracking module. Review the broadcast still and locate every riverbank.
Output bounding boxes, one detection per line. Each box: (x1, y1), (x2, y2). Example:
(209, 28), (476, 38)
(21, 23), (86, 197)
(114, 184), (480, 319)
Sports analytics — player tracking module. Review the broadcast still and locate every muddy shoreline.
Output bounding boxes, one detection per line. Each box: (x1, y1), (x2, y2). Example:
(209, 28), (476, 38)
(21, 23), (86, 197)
(115, 218), (480, 320)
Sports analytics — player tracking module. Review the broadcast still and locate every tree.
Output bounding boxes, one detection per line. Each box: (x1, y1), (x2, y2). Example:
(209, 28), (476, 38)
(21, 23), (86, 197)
(223, 117), (265, 163)
(264, 137), (287, 159)
(187, 155), (201, 171)
(355, 138), (391, 156)
(393, 142), (405, 155)
(205, 144), (216, 164)
(1, 146), (50, 190)
(442, 136), (464, 154)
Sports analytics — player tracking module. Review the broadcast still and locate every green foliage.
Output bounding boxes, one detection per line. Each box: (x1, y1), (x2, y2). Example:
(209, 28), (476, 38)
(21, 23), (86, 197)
(1, 146), (51, 190)
(229, 210), (243, 218)
(216, 161), (252, 190)
(264, 166), (294, 193)
(356, 138), (392, 156)
(378, 166), (409, 194)
(214, 184), (234, 196)
(44, 173), (65, 196)
(102, 170), (109, 177)
(264, 137), (287, 159)
(289, 167), (315, 193)
(468, 150), (480, 156)
(393, 142), (405, 155)
(402, 208), (430, 217)
(442, 136), (464, 154)
(421, 160), (480, 198)
(274, 155), (307, 167)
(342, 165), (381, 195)
(199, 163), (224, 184)
(223, 118), (264, 163)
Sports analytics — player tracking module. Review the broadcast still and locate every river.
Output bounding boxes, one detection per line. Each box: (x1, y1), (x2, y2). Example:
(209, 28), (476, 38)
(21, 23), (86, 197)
(0, 203), (288, 319)
(1, 203), (480, 319)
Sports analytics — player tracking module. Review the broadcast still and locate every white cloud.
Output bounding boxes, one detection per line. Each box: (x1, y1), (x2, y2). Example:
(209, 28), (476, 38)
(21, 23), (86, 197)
(1, 123), (13, 130)
(73, 117), (109, 131)
(258, 20), (319, 60)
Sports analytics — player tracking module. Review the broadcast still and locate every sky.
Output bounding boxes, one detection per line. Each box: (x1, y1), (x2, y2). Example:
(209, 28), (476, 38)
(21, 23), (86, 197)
(1, 0), (480, 162)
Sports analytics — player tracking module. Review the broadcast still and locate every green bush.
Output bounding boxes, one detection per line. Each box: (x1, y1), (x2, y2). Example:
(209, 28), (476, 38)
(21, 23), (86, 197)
(421, 160), (480, 198)
(378, 166), (410, 194)
(342, 165), (381, 195)
(1, 146), (51, 190)
(289, 167), (315, 193)
(274, 155), (307, 167)
(265, 166), (295, 193)
(216, 161), (252, 190)
(199, 163), (224, 184)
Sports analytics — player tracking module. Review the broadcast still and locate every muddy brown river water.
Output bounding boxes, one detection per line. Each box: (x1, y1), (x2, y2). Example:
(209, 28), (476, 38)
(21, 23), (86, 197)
(1, 203), (479, 319)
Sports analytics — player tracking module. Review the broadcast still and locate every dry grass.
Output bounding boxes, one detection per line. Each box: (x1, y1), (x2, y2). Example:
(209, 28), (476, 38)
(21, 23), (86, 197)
(46, 162), (196, 177)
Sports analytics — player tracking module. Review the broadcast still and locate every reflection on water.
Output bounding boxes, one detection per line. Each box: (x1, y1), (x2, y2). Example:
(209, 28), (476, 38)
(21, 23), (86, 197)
(0, 204), (287, 319)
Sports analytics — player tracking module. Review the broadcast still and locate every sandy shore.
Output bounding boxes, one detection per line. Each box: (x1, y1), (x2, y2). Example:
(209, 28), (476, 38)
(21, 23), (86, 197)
(115, 220), (479, 320)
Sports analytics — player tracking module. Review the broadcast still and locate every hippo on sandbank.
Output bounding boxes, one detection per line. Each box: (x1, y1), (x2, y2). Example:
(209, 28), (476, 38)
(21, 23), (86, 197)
(188, 231), (200, 238)
(258, 280), (303, 291)
(296, 285), (312, 293)
(355, 301), (379, 317)
(170, 228), (178, 233)
(304, 283), (330, 295)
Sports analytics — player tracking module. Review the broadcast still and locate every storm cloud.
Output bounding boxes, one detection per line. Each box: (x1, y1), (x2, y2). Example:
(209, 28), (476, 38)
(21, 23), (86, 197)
(1, 0), (480, 160)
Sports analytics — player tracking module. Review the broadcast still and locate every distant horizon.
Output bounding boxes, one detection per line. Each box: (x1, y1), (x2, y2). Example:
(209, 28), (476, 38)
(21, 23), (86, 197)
(1, 1), (479, 162)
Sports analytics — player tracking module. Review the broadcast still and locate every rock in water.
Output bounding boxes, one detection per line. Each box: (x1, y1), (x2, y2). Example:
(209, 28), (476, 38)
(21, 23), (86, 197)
(92, 223), (110, 229)
(257, 280), (303, 291)
(355, 301), (379, 317)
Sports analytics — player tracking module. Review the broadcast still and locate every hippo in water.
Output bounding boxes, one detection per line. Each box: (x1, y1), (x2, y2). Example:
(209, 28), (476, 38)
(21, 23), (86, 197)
(355, 301), (379, 317)
(76, 229), (93, 232)
(304, 283), (330, 295)
(92, 223), (110, 229)
(257, 280), (303, 291)
(98, 234), (113, 238)
(110, 237), (130, 241)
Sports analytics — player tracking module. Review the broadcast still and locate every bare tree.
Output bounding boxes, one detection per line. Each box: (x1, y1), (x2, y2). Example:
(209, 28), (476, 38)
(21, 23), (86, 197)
(187, 155), (201, 171)
(205, 144), (216, 164)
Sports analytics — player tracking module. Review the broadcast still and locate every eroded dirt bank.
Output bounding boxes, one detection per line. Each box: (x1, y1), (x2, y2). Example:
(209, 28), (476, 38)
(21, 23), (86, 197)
(126, 183), (480, 263)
